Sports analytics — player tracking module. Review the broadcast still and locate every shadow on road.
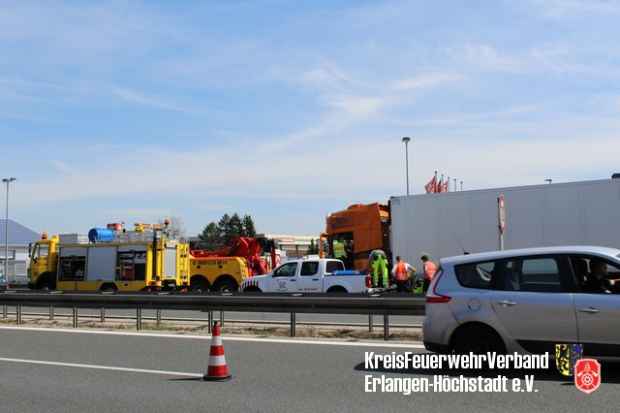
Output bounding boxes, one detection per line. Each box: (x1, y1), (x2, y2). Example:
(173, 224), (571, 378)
(354, 361), (620, 384)
(168, 377), (205, 382)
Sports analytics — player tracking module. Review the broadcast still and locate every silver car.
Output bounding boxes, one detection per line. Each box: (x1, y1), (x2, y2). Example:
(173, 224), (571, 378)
(423, 246), (620, 360)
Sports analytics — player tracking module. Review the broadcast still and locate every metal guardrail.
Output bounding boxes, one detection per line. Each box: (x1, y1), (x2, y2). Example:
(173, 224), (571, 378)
(0, 292), (426, 340)
(0, 310), (424, 329)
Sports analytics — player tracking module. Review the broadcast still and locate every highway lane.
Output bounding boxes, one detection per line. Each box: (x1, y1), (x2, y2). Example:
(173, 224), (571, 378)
(0, 327), (618, 412)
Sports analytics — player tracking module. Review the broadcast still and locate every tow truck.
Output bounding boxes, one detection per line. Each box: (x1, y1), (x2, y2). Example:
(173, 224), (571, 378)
(189, 236), (274, 292)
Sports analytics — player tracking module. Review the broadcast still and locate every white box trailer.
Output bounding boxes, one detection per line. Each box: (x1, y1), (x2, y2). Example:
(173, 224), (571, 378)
(390, 178), (620, 269)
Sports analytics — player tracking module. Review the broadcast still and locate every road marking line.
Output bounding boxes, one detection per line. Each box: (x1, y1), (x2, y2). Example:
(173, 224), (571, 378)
(0, 357), (203, 378)
(0, 326), (425, 349)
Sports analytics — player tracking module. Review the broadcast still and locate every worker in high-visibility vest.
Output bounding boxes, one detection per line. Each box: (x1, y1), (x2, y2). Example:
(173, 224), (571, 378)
(391, 256), (415, 292)
(421, 254), (438, 293)
(378, 254), (389, 288)
(370, 253), (389, 288)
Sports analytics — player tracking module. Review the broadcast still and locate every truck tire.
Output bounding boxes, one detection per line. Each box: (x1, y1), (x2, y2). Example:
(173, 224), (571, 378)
(326, 286), (348, 294)
(36, 272), (56, 291)
(190, 276), (209, 293)
(99, 283), (118, 293)
(212, 276), (238, 293)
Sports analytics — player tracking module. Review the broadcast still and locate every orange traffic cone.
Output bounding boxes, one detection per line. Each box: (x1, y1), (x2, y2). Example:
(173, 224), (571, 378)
(204, 321), (232, 381)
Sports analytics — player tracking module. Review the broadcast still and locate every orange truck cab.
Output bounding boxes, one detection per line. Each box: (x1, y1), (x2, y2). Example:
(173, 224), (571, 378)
(322, 203), (391, 272)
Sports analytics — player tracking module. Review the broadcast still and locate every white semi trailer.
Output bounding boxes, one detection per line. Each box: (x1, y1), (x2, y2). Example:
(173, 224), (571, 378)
(390, 178), (620, 269)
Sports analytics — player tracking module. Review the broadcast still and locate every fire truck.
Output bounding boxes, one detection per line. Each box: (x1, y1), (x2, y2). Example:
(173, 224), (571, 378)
(28, 222), (190, 292)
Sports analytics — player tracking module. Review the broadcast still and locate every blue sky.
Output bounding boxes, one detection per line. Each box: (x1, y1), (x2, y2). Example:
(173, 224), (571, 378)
(1, 0), (620, 236)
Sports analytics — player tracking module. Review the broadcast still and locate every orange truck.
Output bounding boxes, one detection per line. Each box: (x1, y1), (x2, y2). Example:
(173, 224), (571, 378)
(321, 203), (390, 272)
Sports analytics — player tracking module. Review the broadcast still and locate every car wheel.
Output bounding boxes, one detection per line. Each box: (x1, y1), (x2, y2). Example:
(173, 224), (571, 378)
(452, 324), (505, 355)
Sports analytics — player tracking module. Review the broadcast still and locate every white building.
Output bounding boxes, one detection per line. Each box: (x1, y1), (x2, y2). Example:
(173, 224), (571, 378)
(0, 219), (39, 285)
(258, 233), (319, 258)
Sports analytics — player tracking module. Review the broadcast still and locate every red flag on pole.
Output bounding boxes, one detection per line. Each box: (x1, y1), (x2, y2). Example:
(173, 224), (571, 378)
(424, 175), (437, 194)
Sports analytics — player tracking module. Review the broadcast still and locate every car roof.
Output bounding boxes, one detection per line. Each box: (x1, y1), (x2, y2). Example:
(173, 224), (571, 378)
(286, 258), (340, 263)
(440, 245), (620, 266)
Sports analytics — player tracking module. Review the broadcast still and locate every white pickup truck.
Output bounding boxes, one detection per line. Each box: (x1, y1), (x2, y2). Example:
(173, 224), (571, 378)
(240, 258), (370, 293)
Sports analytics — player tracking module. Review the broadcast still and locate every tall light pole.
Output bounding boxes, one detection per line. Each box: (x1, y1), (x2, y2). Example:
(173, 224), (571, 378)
(2, 177), (16, 285)
(402, 137), (411, 196)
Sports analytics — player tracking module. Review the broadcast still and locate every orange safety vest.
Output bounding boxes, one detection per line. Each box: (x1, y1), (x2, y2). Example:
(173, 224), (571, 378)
(395, 262), (409, 281)
(424, 261), (437, 281)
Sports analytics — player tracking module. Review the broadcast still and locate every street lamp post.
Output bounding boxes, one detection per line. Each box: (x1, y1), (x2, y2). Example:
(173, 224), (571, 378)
(402, 137), (411, 196)
(2, 177), (16, 286)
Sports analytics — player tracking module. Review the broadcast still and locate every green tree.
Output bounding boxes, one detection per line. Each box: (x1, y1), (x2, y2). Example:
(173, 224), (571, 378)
(218, 213), (231, 236)
(198, 222), (222, 250)
(242, 214), (256, 237)
(308, 238), (319, 254)
(226, 213), (243, 243)
(198, 213), (259, 250)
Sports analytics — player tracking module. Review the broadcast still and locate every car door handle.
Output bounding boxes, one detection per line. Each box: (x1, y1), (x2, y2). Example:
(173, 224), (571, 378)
(497, 300), (516, 307)
(312, 278), (319, 281)
(289, 279), (296, 282)
(578, 307), (600, 314)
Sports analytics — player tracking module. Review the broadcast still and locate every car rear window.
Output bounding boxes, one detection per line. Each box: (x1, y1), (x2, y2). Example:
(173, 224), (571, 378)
(454, 261), (496, 289)
(455, 256), (565, 292)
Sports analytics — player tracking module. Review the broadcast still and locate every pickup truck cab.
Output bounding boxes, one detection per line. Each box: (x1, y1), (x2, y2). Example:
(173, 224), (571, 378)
(241, 258), (370, 293)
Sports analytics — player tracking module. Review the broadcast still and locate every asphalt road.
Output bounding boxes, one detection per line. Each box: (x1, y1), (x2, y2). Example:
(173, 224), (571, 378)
(0, 327), (618, 412)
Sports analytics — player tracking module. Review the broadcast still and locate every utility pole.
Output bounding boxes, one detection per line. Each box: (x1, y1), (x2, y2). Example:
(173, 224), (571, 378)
(2, 177), (16, 287)
(402, 137), (411, 196)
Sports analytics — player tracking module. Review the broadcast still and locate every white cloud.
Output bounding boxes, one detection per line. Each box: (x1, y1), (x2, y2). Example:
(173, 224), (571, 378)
(301, 64), (353, 91)
(13, 117), (620, 208)
(452, 43), (617, 77)
(49, 160), (75, 175)
(530, 0), (620, 17)
(392, 73), (464, 91)
(326, 95), (387, 118)
(111, 87), (201, 114)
